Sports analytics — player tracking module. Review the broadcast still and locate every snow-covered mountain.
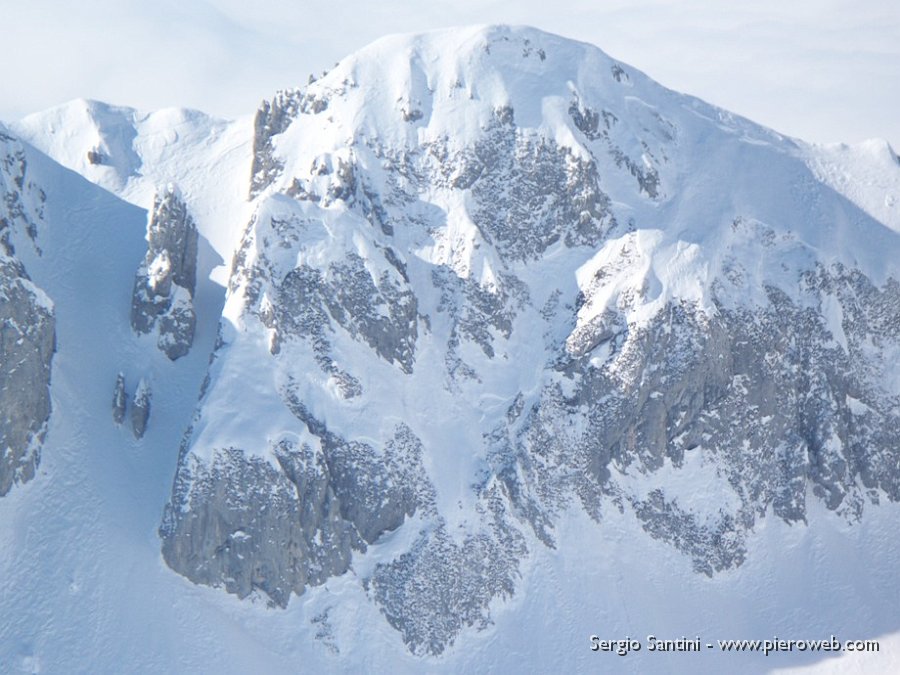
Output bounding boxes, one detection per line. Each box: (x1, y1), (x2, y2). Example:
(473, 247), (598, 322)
(2, 24), (900, 673)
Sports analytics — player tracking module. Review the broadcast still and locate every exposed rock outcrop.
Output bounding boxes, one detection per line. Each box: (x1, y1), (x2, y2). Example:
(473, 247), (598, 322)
(131, 379), (151, 439)
(249, 89), (331, 198)
(0, 254), (55, 496)
(112, 372), (127, 424)
(161, 410), (435, 607)
(0, 127), (55, 496)
(131, 185), (198, 360)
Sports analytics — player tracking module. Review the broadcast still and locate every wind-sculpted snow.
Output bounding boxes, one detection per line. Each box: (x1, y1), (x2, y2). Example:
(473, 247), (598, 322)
(159, 25), (900, 657)
(0, 128), (55, 497)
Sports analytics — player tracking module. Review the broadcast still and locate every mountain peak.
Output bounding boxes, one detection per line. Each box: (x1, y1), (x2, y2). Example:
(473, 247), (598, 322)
(313, 24), (637, 131)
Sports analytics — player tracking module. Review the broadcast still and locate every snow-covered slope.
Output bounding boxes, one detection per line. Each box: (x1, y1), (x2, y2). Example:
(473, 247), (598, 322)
(161, 24), (900, 661)
(2, 24), (900, 674)
(805, 138), (900, 234)
(12, 99), (253, 283)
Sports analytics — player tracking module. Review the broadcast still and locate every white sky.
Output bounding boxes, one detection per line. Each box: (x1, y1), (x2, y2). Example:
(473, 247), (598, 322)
(2, 0), (898, 147)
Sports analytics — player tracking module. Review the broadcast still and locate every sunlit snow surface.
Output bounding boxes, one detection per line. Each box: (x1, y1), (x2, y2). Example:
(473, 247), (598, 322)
(2, 25), (900, 674)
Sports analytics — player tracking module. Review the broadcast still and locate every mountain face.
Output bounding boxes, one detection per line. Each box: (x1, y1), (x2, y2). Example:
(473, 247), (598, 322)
(2, 24), (900, 672)
(153, 26), (899, 655)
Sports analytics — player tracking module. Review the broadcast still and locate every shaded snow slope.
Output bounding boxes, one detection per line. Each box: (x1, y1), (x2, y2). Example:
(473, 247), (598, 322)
(805, 138), (900, 233)
(0, 132), (234, 671)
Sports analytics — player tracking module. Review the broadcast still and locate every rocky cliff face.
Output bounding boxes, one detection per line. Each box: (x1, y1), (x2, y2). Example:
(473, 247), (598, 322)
(131, 186), (198, 360)
(159, 26), (900, 655)
(0, 128), (56, 496)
